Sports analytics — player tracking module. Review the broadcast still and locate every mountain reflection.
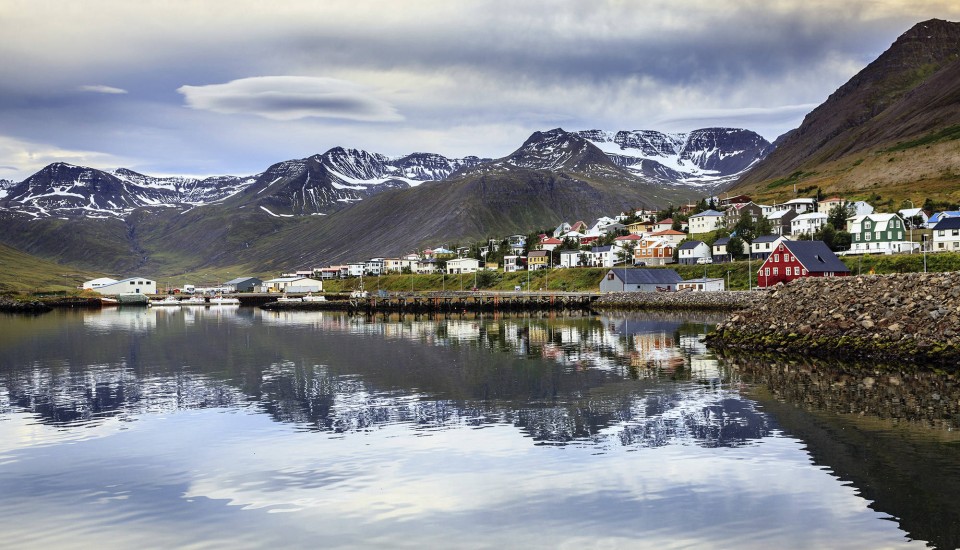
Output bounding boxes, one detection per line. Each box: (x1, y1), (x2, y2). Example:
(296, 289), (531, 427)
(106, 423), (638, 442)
(0, 309), (772, 448)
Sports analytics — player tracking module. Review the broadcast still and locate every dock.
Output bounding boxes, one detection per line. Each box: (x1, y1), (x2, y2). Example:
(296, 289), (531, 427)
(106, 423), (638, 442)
(255, 291), (601, 314)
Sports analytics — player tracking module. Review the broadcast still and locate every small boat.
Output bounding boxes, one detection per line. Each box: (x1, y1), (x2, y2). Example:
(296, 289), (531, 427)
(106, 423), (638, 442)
(276, 293), (302, 303)
(181, 295), (207, 306)
(149, 296), (182, 307)
(209, 295), (240, 306)
(302, 292), (326, 302)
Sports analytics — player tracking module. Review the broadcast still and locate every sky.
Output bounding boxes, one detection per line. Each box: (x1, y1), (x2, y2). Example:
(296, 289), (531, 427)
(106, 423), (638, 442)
(1, 0), (958, 181)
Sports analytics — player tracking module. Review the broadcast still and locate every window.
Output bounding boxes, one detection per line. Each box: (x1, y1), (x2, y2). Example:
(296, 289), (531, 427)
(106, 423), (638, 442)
(855, 233), (860, 241)
(765, 268), (770, 276)
(607, 273), (614, 280)
(866, 232), (871, 241)
(784, 254), (791, 262)
(802, 269), (807, 275)
(773, 267), (779, 276)
(940, 230), (946, 237)
(786, 267), (792, 276)
(774, 254), (779, 262)
(129, 281), (135, 285)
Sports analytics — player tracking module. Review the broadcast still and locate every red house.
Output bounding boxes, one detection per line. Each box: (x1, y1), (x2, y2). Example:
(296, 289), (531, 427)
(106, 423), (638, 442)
(757, 240), (851, 288)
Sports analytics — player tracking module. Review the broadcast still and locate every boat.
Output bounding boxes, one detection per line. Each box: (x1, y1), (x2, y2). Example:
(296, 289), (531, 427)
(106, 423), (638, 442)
(302, 292), (326, 302)
(149, 296), (182, 307)
(209, 295), (240, 305)
(181, 295), (207, 306)
(276, 293), (302, 303)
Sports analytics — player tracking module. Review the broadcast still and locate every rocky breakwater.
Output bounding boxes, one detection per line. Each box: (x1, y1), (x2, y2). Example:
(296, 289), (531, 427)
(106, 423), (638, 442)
(0, 296), (53, 313)
(706, 272), (960, 366)
(594, 290), (761, 311)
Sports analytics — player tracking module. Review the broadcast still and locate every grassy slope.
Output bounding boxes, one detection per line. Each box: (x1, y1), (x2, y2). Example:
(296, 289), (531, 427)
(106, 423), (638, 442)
(0, 242), (102, 293)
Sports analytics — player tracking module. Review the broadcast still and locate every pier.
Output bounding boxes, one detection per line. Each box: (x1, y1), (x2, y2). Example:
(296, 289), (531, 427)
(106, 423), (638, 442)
(255, 291), (601, 314)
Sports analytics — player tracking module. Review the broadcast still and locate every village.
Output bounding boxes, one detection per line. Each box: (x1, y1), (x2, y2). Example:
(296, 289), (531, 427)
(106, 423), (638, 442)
(79, 194), (960, 300)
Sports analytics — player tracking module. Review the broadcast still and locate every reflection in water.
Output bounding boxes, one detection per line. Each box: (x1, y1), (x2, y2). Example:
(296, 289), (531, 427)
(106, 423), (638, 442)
(0, 309), (947, 548)
(723, 355), (960, 550)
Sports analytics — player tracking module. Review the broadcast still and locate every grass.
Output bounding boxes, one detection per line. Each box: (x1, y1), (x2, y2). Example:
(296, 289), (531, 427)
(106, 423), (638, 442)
(884, 125), (960, 153)
(766, 171), (817, 190)
(0, 242), (101, 294)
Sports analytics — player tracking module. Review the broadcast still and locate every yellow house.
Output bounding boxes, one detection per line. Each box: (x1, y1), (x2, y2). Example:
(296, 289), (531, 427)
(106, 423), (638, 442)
(527, 250), (550, 270)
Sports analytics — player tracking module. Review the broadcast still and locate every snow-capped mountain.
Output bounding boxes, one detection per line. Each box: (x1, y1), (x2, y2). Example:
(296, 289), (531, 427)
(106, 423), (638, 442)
(578, 128), (772, 188)
(246, 148), (486, 217)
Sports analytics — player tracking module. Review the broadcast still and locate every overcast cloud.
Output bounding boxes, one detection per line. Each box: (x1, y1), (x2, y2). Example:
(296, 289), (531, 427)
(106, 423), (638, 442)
(0, 0), (957, 180)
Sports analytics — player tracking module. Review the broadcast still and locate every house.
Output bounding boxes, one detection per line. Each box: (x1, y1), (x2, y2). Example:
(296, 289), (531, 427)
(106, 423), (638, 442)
(776, 198), (816, 214)
(649, 229), (687, 246)
(539, 237), (563, 252)
(756, 240), (851, 288)
(925, 211), (960, 229)
(570, 221), (588, 233)
(750, 235), (790, 260)
(559, 250), (584, 268)
(446, 257), (480, 274)
(654, 218), (678, 232)
(847, 213), (912, 254)
(588, 245), (617, 268)
(89, 277), (157, 296)
(503, 255), (522, 273)
(263, 277), (323, 293)
(614, 233), (644, 252)
(718, 194), (752, 207)
(346, 263), (366, 277)
(851, 201), (874, 216)
(790, 212), (828, 236)
(82, 277), (119, 289)
(634, 238), (675, 266)
(552, 222), (572, 238)
(527, 250), (550, 270)
(766, 209), (797, 236)
(723, 201), (764, 227)
(599, 268), (683, 293)
(316, 268), (341, 281)
(712, 237), (731, 263)
(818, 196), (846, 214)
(223, 277), (263, 293)
(898, 208), (929, 228)
(364, 258), (384, 276)
(678, 277), (726, 292)
(416, 258), (439, 274)
(677, 241), (711, 264)
(688, 210), (725, 234)
(627, 220), (656, 235)
(932, 217), (960, 252)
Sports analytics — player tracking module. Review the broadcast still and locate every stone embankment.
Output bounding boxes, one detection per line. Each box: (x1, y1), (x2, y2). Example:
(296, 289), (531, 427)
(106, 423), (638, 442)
(0, 297), (53, 313)
(594, 290), (761, 311)
(706, 272), (960, 365)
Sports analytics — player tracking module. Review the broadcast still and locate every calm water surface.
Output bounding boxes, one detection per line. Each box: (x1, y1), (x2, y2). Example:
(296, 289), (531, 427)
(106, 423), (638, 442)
(1, 307), (958, 549)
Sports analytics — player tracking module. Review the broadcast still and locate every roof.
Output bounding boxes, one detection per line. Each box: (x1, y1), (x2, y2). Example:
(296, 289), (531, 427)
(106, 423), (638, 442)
(928, 211), (960, 223)
(540, 237), (563, 245)
(783, 198), (816, 205)
(713, 237), (730, 245)
(615, 234), (644, 241)
(792, 212), (828, 221)
(690, 210), (725, 218)
(224, 276), (261, 285)
(678, 240), (706, 250)
(658, 218), (674, 224)
(753, 234), (785, 243)
(608, 268), (683, 285)
(528, 250), (550, 258)
(651, 229), (685, 236)
(933, 217), (960, 230)
(781, 241), (850, 273)
(767, 210), (795, 220)
(591, 245), (614, 252)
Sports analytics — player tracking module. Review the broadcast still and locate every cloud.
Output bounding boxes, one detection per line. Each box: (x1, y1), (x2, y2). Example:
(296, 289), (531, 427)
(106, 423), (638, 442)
(77, 85), (128, 94)
(177, 76), (403, 122)
(0, 135), (132, 181)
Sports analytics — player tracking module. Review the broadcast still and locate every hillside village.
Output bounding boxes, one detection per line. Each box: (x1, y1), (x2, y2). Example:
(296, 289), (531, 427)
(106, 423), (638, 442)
(80, 192), (960, 298)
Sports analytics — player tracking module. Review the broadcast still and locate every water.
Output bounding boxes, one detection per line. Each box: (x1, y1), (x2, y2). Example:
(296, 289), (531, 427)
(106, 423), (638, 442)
(1, 307), (957, 549)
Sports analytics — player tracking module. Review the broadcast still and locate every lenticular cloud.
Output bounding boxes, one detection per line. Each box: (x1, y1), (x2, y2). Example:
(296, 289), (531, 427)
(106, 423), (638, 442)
(177, 76), (402, 122)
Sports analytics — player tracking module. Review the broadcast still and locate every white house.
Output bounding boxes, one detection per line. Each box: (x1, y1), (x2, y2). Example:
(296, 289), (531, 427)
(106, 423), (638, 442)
(750, 235), (790, 260)
(89, 277), (156, 296)
(932, 217), (960, 252)
(677, 277), (726, 292)
(688, 210), (725, 234)
(83, 277), (119, 289)
(898, 208), (929, 228)
(777, 198), (816, 214)
(559, 250), (583, 268)
(677, 241), (711, 265)
(851, 201), (874, 216)
(503, 255), (522, 273)
(346, 263), (366, 277)
(790, 212), (829, 236)
(587, 245), (617, 268)
(649, 229), (687, 246)
(818, 197), (846, 214)
(446, 257), (480, 274)
(364, 259), (384, 276)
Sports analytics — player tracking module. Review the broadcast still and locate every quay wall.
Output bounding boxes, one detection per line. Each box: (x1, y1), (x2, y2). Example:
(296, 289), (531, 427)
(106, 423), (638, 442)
(705, 272), (960, 366)
(594, 291), (760, 311)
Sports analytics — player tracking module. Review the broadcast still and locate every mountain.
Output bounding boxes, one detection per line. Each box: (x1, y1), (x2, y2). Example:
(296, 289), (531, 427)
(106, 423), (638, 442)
(729, 19), (960, 205)
(578, 128), (771, 191)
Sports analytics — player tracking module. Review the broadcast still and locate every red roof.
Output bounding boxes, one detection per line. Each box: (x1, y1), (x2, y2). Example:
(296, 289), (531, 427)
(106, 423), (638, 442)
(658, 218), (674, 224)
(540, 237), (563, 245)
(651, 229), (685, 236)
(615, 234), (643, 241)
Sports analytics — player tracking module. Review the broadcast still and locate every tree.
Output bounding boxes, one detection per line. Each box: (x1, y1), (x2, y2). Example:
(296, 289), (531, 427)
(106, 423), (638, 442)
(726, 236), (745, 260)
(616, 243), (635, 266)
(755, 216), (773, 237)
(827, 203), (853, 231)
